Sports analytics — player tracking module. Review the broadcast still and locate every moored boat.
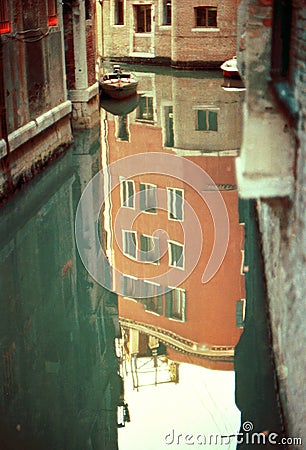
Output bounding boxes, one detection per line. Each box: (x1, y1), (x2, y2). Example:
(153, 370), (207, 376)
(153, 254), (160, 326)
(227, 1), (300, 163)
(99, 65), (138, 100)
(220, 56), (240, 79)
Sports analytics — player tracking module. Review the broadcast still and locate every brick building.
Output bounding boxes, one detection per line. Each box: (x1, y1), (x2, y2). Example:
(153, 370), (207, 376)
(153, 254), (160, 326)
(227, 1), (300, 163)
(0, 0), (99, 202)
(236, 0), (305, 444)
(100, 0), (240, 68)
(0, 0), (72, 203)
(101, 70), (245, 371)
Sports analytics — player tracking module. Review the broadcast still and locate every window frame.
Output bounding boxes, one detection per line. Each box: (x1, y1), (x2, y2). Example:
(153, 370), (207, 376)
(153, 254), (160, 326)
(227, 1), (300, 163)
(139, 182), (157, 213)
(136, 95), (154, 123)
(270, 0), (298, 125)
(48, 0), (58, 27)
(165, 287), (186, 322)
(0, 0), (11, 34)
(167, 187), (184, 221)
(142, 280), (163, 315)
(168, 240), (184, 270)
(236, 299), (246, 328)
(134, 4), (152, 33)
(194, 6), (217, 28)
(120, 177), (135, 209)
(122, 230), (138, 260)
(196, 108), (219, 132)
(161, 0), (171, 26)
(120, 274), (139, 300)
(140, 233), (160, 264)
(114, 0), (124, 25)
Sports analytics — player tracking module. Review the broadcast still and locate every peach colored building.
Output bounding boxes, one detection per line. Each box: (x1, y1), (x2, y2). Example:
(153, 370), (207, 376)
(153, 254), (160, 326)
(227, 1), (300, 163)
(101, 70), (245, 370)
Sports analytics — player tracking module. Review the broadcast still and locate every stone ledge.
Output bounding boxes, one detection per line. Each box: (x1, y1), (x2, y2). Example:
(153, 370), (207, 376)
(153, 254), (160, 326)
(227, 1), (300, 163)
(68, 82), (99, 102)
(236, 156), (294, 198)
(0, 101), (72, 157)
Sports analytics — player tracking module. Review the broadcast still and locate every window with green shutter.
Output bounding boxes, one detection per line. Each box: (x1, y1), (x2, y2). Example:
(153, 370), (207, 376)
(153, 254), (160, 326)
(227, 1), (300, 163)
(143, 281), (163, 315)
(236, 300), (245, 327)
(167, 188), (184, 221)
(168, 241), (184, 269)
(165, 288), (186, 321)
(140, 183), (157, 213)
(140, 234), (160, 263)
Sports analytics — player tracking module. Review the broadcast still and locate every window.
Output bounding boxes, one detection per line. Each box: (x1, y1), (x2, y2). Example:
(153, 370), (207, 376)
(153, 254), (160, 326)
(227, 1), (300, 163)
(120, 275), (138, 299)
(195, 7), (217, 27)
(164, 106), (174, 147)
(85, 0), (93, 20)
(135, 5), (151, 33)
(48, 0), (58, 26)
(137, 96), (154, 121)
(141, 281), (163, 314)
(140, 183), (157, 213)
(0, 0), (11, 34)
(122, 230), (137, 259)
(197, 109), (218, 131)
(115, 0), (124, 25)
(236, 300), (245, 328)
(168, 241), (184, 269)
(140, 234), (160, 263)
(162, 0), (171, 25)
(120, 178), (135, 208)
(167, 188), (184, 221)
(270, 0), (297, 121)
(271, 0), (292, 80)
(165, 288), (186, 321)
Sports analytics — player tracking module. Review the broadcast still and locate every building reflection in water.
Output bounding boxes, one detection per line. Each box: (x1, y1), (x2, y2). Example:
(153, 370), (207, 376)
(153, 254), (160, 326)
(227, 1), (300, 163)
(100, 68), (245, 448)
(0, 129), (120, 450)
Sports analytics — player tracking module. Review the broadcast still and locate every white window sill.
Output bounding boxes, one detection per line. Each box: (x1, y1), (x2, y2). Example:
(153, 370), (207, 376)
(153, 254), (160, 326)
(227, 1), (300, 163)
(134, 33), (152, 37)
(192, 27), (220, 32)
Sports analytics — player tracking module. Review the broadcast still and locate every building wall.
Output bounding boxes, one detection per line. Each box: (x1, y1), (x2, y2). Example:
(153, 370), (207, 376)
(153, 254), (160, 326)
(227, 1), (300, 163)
(236, 0), (306, 443)
(0, 0), (73, 203)
(172, 0), (239, 67)
(101, 0), (239, 67)
(101, 70), (245, 369)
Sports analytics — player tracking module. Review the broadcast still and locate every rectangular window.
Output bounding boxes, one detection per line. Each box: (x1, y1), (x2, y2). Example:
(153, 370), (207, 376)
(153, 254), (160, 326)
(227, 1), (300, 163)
(135, 5), (151, 33)
(168, 241), (184, 269)
(271, 0), (292, 80)
(115, 0), (124, 25)
(195, 6), (217, 27)
(164, 106), (174, 147)
(48, 0), (58, 26)
(140, 183), (157, 213)
(137, 96), (154, 122)
(120, 178), (135, 208)
(122, 230), (137, 259)
(163, 0), (171, 25)
(0, 0), (11, 34)
(167, 188), (184, 221)
(142, 281), (163, 314)
(236, 299), (245, 328)
(140, 234), (160, 263)
(120, 274), (138, 299)
(165, 288), (186, 321)
(197, 109), (218, 131)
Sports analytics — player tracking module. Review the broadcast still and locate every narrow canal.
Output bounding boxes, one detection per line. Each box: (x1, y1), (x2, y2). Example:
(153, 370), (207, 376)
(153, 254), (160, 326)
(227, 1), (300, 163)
(0, 66), (284, 449)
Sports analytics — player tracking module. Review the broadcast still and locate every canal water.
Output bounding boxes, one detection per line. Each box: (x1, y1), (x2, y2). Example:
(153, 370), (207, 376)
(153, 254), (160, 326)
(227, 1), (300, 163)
(0, 66), (284, 449)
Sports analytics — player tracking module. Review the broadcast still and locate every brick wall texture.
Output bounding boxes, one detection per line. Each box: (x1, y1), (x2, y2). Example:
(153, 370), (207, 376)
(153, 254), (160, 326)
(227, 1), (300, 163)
(238, 0), (306, 445)
(102, 0), (240, 67)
